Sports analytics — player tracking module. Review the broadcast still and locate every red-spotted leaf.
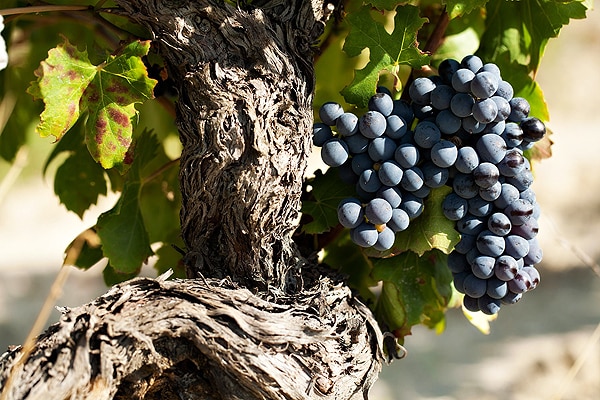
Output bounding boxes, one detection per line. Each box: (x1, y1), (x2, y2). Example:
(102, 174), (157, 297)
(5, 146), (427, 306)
(28, 36), (96, 140)
(29, 38), (157, 170)
(82, 40), (157, 170)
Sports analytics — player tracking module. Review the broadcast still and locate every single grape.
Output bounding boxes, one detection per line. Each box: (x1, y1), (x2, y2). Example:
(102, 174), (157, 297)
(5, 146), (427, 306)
(343, 132), (369, 154)
(421, 162), (449, 188)
(430, 139), (458, 168)
(368, 136), (397, 162)
(351, 222), (379, 248)
(488, 212), (512, 236)
(455, 146), (480, 173)
(479, 181), (502, 202)
(385, 115), (407, 139)
(461, 55), (484, 73)
(508, 97), (530, 122)
(368, 92), (394, 116)
(519, 188), (537, 204)
(442, 192), (469, 221)
(434, 109), (461, 134)
(523, 238), (543, 264)
(472, 98), (498, 123)
(430, 84), (455, 110)
(462, 116), (486, 134)
(400, 167), (425, 192)
(377, 185), (402, 208)
(491, 96), (511, 122)
(471, 254), (496, 279)
(463, 274), (487, 298)
(448, 251), (469, 273)
(520, 117), (546, 142)
(478, 295), (502, 315)
(336, 112), (359, 136)
(476, 230), (506, 257)
(497, 148), (525, 177)
(395, 143), (420, 168)
(467, 196), (493, 217)
(494, 183), (520, 209)
(337, 162), (358, 185)
(453, 173), (479, 199)
(471, 71), (500, 99)
(453, 69), (477, 93)
(373, 226), (396, 251)
(409, 77), (437, 105)
(473, 162), (500, 188)
(337, 198), (364, 229)
(453, 271), (470, 294)
(359, 168), (382, 193)
(504, 198), (534, 225)
(487, 277), (508, 300)
(479, 63), (501, 78)
(365, 198), (393, 225)
(476, 134), (507, 164)
(494, 80), (514, 100)
(414, 121), (441, 149)
(438, 58), (460, 84)
(522, 266), (540, 289)
(351, 153), (372, 175)
(378, 160), (404, 186)
(455, 234), (476, 255)
(510, 216), (539, 240)
(463, 295), (481, 312)
(359, 110), (387, 138)
(450, 92), (475, 117)
(504, 234), (530, 259)
(321, 138), (349, 167)
(508, 270), (532, 294)
(392, 99), (414, 125)
(400, 194), (424, 220)
(388, 208), (410, 232)
(483, 120), (506, 135)
(313, 123), (334, 147)
(495, 255), (520, 281)
(506, 168), (533, 191)
(319, 102), (344, 125)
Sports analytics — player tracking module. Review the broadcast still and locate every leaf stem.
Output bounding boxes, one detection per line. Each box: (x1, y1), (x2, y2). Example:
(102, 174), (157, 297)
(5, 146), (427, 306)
(0, 5), (91, 16)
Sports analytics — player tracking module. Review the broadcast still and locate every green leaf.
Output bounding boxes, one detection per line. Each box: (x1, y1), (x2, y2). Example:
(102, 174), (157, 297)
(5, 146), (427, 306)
(301, 168), (355, 234)
(54, 149), (108, 217)
(373, 250), (453, 341)
(341, 4), (430, 107)
(393, 186), (460, 256)
(50, 119), (108, 217)
(96, 132), (158, 273)
(64, 228), (104, 270)
(103, 263), (139, 286)
(479, 0), (589, 73)
(444, 0), (488, 19)
(29, 37), (157, 170)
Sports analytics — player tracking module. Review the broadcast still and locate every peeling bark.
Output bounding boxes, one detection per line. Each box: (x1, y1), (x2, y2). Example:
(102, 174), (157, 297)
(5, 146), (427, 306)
(0, 1), (389, 398)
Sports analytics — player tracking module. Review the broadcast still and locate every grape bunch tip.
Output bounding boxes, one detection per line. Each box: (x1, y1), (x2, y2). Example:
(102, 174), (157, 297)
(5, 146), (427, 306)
(313, 54), (546, 315)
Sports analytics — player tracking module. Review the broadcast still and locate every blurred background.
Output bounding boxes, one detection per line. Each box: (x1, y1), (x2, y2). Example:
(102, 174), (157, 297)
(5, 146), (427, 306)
(1, 6), (599, 400)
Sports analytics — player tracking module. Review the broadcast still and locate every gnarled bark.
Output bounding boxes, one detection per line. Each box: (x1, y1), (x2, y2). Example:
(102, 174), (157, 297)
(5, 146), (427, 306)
(0, 1), (389, 399)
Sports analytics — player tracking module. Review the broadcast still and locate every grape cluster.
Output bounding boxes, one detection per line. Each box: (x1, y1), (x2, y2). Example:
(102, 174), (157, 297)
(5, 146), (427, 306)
(315, 89), (429, 251)
(313, 55), (546, 314)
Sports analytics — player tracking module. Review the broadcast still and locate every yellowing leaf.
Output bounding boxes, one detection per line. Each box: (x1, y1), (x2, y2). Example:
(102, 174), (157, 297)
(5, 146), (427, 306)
(29, 38), (157, 170)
